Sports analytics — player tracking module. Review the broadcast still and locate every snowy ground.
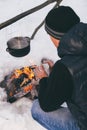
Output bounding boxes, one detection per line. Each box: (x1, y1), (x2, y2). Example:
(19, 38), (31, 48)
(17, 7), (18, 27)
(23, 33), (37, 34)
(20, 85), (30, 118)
(0, 0), (87, 130)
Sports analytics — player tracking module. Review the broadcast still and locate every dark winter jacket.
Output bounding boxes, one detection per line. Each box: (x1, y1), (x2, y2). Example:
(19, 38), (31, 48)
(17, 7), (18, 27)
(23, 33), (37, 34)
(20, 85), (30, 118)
(38, 22), (87, 130)
(58, 22), (87, 130)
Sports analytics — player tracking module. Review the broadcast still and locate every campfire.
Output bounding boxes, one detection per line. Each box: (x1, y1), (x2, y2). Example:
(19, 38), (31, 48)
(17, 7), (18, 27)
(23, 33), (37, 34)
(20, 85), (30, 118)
(0, 66), (39, 102)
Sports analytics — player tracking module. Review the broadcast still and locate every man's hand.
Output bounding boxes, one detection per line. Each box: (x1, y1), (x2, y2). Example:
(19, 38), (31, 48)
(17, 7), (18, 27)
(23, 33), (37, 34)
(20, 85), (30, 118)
(41, 58), (54, 72)
(34, 65), (48, 80)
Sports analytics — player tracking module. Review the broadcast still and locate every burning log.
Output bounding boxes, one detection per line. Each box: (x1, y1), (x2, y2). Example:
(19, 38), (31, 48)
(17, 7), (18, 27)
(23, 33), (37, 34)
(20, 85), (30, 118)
(0, 66), (39, 103)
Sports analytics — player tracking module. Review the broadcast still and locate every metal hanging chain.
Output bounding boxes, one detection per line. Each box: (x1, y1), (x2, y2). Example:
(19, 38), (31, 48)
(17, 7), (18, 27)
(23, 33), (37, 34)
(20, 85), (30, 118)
(0, 0), (62, 30)
(30, 0), (62, 40)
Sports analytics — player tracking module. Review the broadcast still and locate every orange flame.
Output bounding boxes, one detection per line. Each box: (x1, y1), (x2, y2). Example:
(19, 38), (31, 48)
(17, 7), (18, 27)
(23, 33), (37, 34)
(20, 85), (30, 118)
(11, 66), (35, 80)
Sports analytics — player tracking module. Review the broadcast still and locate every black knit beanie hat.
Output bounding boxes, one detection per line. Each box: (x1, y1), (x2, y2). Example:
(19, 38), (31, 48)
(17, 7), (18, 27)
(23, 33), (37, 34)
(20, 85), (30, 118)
(45, 6), (80, 40)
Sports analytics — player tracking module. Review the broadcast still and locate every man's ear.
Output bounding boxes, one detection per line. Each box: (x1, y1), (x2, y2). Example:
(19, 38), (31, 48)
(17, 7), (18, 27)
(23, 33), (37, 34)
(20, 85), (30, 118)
(50, 36), (60, 48)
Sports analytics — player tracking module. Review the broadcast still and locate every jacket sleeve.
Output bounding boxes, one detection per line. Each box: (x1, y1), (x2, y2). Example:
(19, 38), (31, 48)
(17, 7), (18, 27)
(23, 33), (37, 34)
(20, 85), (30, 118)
(38, 60), (73, 112)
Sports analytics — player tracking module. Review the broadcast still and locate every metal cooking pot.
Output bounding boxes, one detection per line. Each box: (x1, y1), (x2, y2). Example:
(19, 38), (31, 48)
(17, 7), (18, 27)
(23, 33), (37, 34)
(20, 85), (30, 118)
(6, 37), (30, 57)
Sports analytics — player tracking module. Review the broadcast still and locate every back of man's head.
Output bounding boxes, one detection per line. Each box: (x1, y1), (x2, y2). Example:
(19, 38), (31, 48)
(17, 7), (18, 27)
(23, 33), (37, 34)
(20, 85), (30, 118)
(45, 6), (80, 40)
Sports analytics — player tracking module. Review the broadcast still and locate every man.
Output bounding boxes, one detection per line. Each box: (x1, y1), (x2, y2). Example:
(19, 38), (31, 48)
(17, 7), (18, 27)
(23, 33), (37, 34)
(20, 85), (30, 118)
(31, 6), (87, 130)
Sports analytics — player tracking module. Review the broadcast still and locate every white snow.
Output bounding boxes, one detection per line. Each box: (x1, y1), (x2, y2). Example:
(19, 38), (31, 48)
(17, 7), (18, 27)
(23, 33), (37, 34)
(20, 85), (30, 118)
(0, 0), (87, 130)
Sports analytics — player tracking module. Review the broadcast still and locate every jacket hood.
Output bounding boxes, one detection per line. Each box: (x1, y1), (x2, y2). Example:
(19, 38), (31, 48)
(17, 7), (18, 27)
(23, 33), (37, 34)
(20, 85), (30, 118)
(58, 23), (87, 58)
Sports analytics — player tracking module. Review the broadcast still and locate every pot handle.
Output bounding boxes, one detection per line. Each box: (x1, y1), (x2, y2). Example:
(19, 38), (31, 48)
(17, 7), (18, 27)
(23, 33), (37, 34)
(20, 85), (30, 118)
(6, 48), (10, 52)
(6, 48), (14, 53)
